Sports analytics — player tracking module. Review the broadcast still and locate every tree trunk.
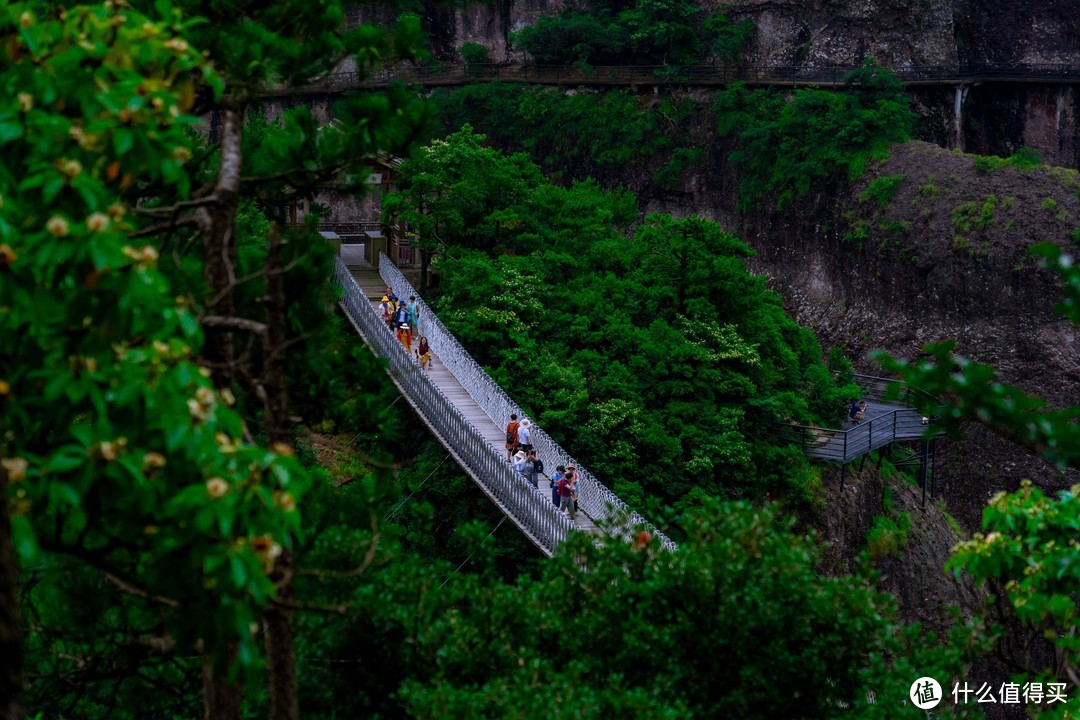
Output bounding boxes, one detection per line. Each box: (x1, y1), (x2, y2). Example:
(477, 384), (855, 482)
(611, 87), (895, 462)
(263, 558), (298, 720)
(261, 224), (291, 447)
(199, 105), (244, 388)
(0, 466), (25, 720)
(202, 656), (240, 720)
(261, 224), (300, 720)
(420, 247), (430, 295)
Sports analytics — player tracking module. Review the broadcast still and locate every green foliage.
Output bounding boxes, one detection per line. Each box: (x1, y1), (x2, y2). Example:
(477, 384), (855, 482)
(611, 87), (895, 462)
(510, 0), (743, 66)
(971, 146), (1044, 174)
(1042, 197), (1059, 213)
(431, 84), (702, 182)
(2, 0), (436, 711)
(715, 63), (914, 210)
(457, 42), (489, 77)
(510, 12), (629, 65)
(365, 501), (967, 719)
(387, 129), (854, 511)
(952, 195), (997, 233)
(703, 11), (756, 62)
(876, 241), (1080, 701)
(918, 177), (940, 200)
(859, 174), (905, 208)
(458, 42), (489, 66)
(864, 487), (912, 560)
(0, 1), (308, 676)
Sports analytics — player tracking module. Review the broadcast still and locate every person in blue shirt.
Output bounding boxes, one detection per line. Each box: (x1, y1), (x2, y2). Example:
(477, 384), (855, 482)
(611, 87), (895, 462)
(550, 465), (565, 507)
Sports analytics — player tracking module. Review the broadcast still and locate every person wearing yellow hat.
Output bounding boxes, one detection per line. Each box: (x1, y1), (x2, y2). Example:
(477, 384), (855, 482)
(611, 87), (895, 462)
(379, 295), (392, 327)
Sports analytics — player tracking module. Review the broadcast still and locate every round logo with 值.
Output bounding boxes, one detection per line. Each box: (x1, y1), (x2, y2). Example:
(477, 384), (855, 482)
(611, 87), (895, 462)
(910, 677), (942, 709)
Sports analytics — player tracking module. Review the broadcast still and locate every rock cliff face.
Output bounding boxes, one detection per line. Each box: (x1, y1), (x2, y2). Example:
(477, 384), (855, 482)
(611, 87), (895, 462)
(350, 0), (1080, 166)
(749, 142), (1080, 522)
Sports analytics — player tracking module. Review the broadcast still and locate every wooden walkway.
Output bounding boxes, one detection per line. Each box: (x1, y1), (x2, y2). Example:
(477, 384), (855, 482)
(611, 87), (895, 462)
(348, 263), (601, 537)
(263, 62), (1080, 97)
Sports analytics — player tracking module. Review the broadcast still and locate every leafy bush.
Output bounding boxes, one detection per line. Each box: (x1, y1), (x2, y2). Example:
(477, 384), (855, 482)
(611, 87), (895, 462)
(510, 0), (748, 66)
(703, 12), (756, 62)
(866, 511), (913, 560)
(431, 84), (703, 182)
(972, 146), (1044, 173)
(458, 42), (490, 75)
(714, 62), (914, 210)
(510, 12), (629, 65)
(859, 174), (905, 208)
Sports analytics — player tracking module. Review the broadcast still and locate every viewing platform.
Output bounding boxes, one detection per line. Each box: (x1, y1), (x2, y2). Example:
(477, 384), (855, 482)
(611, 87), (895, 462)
(780, 374), (945, 502)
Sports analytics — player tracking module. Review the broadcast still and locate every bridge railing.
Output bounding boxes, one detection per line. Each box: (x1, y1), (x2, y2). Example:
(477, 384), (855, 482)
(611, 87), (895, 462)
(274, 62), (1080, 93)
(779, 408), (930, 463)
(779, 373), (942, 463)
(376, 254), (678, 553)
(332, 257), (576, 556)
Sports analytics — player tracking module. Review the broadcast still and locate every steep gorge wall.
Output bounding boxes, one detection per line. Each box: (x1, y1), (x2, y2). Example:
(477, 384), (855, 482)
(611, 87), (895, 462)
(682, 140), (1080, 531)
(353, 0), (1080, 166)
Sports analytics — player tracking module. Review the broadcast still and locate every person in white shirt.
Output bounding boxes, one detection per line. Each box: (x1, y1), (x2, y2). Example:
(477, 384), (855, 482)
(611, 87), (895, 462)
(517, 418), (533, 453)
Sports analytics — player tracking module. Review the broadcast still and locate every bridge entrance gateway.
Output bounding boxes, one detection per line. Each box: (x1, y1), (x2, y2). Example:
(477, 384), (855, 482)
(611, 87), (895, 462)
(333, 253), (677, 556)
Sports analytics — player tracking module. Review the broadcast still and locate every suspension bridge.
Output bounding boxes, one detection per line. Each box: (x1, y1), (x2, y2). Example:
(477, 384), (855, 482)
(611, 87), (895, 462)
(333, 252), (941, 556)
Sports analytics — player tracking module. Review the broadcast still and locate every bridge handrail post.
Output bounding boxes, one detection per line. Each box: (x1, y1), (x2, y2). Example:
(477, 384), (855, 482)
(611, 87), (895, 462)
(332, 257), (574, 554)
(373, 253), (677, 553)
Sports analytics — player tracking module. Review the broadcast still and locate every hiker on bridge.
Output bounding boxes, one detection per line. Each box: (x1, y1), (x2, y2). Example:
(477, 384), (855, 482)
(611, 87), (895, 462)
(392, 302), (409, 329)
(517, 418), (533, 453)
(505, 414), (520, 461)
(550, 465), (565, 507)
(524, 450), (540, 489)
(557, 469), (576, 518)
(396, 323), (412, 352)
(379, 295), (392, 327)
(415, 336), (431, 370)
(848, 400), (867, 423)
(406, 295), (420, 331)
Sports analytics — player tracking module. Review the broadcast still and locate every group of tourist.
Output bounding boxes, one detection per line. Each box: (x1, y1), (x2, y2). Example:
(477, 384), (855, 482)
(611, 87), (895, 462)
(505, 413), (580, 518)
(378, 287), (431, 370)
(378, 284), (581, 520)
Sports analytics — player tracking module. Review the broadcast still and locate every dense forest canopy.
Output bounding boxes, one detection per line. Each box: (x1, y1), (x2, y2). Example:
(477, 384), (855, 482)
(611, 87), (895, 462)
(382, 126), (858, 513)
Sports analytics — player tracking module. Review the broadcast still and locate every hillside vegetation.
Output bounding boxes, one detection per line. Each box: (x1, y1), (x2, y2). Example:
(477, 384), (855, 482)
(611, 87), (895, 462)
(383, 127), (858, 515)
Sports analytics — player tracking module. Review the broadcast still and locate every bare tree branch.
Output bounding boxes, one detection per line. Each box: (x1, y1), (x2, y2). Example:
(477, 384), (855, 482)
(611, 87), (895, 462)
(104, 573), (181, 609)
(200, 316), (268, 335)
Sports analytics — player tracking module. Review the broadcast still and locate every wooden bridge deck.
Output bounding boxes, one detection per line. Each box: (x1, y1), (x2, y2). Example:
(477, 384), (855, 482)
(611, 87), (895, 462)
(793, 400), (940, 464)
(348, 263), (601, 537)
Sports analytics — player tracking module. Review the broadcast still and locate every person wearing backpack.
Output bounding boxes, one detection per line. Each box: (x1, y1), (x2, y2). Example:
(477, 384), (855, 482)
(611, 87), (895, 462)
(505, 414), (520, 461)
(521, 452), (537, 488)
(392, 304), (409, 329)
